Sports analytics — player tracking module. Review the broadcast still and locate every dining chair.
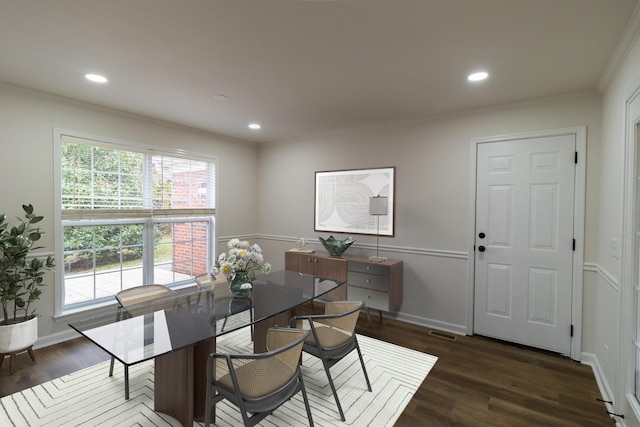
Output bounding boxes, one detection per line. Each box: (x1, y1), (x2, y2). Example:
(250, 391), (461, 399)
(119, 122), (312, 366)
(290, 300), (372, 421)
(204, 327), (314, 427)
(194, 273), (253, 339)
(108, 284), (178, 399)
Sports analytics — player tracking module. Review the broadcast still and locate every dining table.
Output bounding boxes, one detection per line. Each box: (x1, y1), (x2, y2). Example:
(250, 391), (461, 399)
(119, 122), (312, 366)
(68, 270), (343, 427)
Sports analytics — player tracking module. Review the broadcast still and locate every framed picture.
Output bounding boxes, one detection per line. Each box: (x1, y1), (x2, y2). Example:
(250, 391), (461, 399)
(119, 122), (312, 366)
(314, 167), (395, 236)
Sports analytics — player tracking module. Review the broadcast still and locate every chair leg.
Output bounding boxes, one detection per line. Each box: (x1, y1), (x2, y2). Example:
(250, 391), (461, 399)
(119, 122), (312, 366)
(319, 357), (346, 421)
(109, 357), (130, 399)
(205, 290), (212, 316)
(204, 382), (212, 427)
(249, 305), (254, 341)
(299, 371), (315, 427)
(355, 338), (373, 392)
(124, 365), (130, 400)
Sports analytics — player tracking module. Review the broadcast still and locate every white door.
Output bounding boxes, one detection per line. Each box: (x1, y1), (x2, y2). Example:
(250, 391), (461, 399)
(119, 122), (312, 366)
(474, 134), (575, 354)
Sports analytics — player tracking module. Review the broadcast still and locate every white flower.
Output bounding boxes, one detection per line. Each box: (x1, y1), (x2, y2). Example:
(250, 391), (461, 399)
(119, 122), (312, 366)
(213, 239), (271, 281)
(210, 266), (220, 278)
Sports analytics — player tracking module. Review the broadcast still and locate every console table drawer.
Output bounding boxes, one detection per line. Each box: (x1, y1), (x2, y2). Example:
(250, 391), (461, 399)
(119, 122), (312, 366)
(348, 286), (388, 311)
(347, 271), (389, 292)
(348, 261), (389, 276)
(286, 251), (402, 311)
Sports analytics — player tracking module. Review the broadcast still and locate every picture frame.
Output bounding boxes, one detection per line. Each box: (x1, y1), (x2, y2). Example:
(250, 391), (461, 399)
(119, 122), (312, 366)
(314, 167), (395, 236)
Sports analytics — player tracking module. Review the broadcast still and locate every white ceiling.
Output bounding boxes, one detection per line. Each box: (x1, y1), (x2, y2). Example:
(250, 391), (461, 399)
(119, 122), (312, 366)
(0, 0), (637, 143)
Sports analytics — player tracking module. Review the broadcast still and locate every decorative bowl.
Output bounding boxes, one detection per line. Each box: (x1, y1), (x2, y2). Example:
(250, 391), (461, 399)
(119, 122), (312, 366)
(318, 235), (355, 257)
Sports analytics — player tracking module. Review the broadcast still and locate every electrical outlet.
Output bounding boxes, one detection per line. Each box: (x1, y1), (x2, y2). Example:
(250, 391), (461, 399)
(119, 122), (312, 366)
(610, 238), (620, 259)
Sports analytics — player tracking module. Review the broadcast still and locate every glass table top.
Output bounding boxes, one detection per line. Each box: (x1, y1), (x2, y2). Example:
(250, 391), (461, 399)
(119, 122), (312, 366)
(68, 270), (342, 366)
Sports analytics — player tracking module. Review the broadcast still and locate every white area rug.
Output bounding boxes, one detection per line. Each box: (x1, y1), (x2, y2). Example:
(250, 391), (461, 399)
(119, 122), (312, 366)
(1, 327), (437, 426)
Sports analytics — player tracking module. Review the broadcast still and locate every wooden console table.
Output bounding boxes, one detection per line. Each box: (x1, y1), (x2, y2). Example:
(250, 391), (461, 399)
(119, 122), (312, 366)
(285, 251), (403, 312)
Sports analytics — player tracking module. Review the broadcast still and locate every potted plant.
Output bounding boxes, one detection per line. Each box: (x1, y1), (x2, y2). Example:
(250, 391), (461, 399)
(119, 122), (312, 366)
(0, 204), (55, 370)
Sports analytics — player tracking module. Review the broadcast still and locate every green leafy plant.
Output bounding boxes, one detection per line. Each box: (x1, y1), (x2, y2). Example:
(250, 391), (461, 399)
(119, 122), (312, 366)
(0, 204), (55, 325)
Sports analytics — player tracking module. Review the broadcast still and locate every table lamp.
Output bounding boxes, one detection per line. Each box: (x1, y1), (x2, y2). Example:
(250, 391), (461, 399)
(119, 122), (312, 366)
(369, 195), (388, 262)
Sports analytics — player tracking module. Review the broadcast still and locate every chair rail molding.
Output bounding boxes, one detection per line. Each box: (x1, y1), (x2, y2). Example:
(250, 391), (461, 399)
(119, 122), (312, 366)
(584, 261), (619, 292)
(257, 234), (468, 260)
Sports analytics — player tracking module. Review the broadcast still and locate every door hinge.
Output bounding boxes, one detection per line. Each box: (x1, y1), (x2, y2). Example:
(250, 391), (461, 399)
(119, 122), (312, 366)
(570, 324), (574, 337)
(575, 151), (578, 164)
(573, 239), (576, 251)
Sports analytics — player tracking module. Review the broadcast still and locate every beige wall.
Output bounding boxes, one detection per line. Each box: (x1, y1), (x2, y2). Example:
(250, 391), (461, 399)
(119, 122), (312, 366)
(597, 12), (640, 424)
(0, 82), (259, 340)
(257, 91), (603, 334)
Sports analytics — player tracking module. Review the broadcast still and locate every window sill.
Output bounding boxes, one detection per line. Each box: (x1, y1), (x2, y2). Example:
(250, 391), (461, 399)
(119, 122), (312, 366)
(53, 300), (118, 323)
(53, 283), (200, 323)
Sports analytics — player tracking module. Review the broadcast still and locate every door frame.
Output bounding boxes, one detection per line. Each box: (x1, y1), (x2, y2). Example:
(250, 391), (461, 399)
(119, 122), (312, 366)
(466, 126), (586, 360)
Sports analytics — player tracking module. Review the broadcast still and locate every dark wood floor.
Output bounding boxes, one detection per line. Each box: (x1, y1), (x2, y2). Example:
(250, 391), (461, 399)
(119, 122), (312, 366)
(0, 307), (614, 426)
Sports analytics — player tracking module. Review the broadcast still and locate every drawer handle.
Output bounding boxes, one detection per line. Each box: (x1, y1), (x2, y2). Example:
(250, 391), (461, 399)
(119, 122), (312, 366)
(366, 266), (371, 270)
(366, 279), (371, 283)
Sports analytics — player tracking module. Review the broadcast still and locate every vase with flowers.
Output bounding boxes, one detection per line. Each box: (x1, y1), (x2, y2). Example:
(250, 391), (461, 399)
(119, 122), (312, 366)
(211, 238), (272, 298)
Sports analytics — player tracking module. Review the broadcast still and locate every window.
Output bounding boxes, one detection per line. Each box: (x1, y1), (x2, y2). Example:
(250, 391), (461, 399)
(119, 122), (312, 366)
(55, 131), (216, 312)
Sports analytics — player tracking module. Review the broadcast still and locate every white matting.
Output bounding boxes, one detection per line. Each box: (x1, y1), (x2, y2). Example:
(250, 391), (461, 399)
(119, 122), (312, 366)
(1, 327), (437, 426)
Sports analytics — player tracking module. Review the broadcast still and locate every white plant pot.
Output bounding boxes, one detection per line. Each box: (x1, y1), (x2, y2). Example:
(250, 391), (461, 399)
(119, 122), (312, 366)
(0, 316), (38, 354)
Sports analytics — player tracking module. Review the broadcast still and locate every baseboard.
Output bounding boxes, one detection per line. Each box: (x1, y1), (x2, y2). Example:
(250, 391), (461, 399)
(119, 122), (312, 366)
(581, 351), (617, 423)
(34, 329), (81, 350)
(388, 310), (467, 336)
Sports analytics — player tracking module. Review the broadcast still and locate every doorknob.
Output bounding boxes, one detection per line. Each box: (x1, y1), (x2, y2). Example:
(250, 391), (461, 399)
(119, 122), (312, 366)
(478, 245), (486, 252)
(478, 232), (486, 239)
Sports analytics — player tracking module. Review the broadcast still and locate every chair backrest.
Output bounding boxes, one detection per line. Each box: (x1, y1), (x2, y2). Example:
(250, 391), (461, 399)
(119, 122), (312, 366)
(214, 328), (308, 399)
(311, 301), (364, 348)
(194, 273), (232, 298)
(116, 284), (178, 318)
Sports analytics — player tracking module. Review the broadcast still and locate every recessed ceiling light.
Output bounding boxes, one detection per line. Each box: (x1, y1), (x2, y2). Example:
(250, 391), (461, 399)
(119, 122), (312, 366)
(468, 71), (489, 82)
(214, 94), (229, 101)
(248, 123), (261, 130)
(85, 73), (108, 83)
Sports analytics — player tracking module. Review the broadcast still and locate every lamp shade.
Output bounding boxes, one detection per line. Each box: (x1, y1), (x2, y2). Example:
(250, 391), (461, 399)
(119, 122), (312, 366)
(369, 196), (388, 215)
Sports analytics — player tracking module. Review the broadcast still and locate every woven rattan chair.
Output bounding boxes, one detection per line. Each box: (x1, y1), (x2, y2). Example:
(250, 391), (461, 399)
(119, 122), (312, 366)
(108, 284), (178, 399)
(194, 273), (253, 339)
(204, 327), (314, 427)
(290, 300), (372, 421)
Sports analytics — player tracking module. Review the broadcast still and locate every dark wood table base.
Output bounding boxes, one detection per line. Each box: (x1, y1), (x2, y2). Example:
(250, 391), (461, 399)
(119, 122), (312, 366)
(155, 339), (216, 426)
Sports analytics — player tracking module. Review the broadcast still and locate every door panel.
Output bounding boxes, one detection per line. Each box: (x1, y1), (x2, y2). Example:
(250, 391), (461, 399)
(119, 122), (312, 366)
(486, 263), (511, 317)
(530, 184), (558, 249)
(474, 134), (575, 354)
(488, 185), (512, 246)
(528, 267), (556, 325)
